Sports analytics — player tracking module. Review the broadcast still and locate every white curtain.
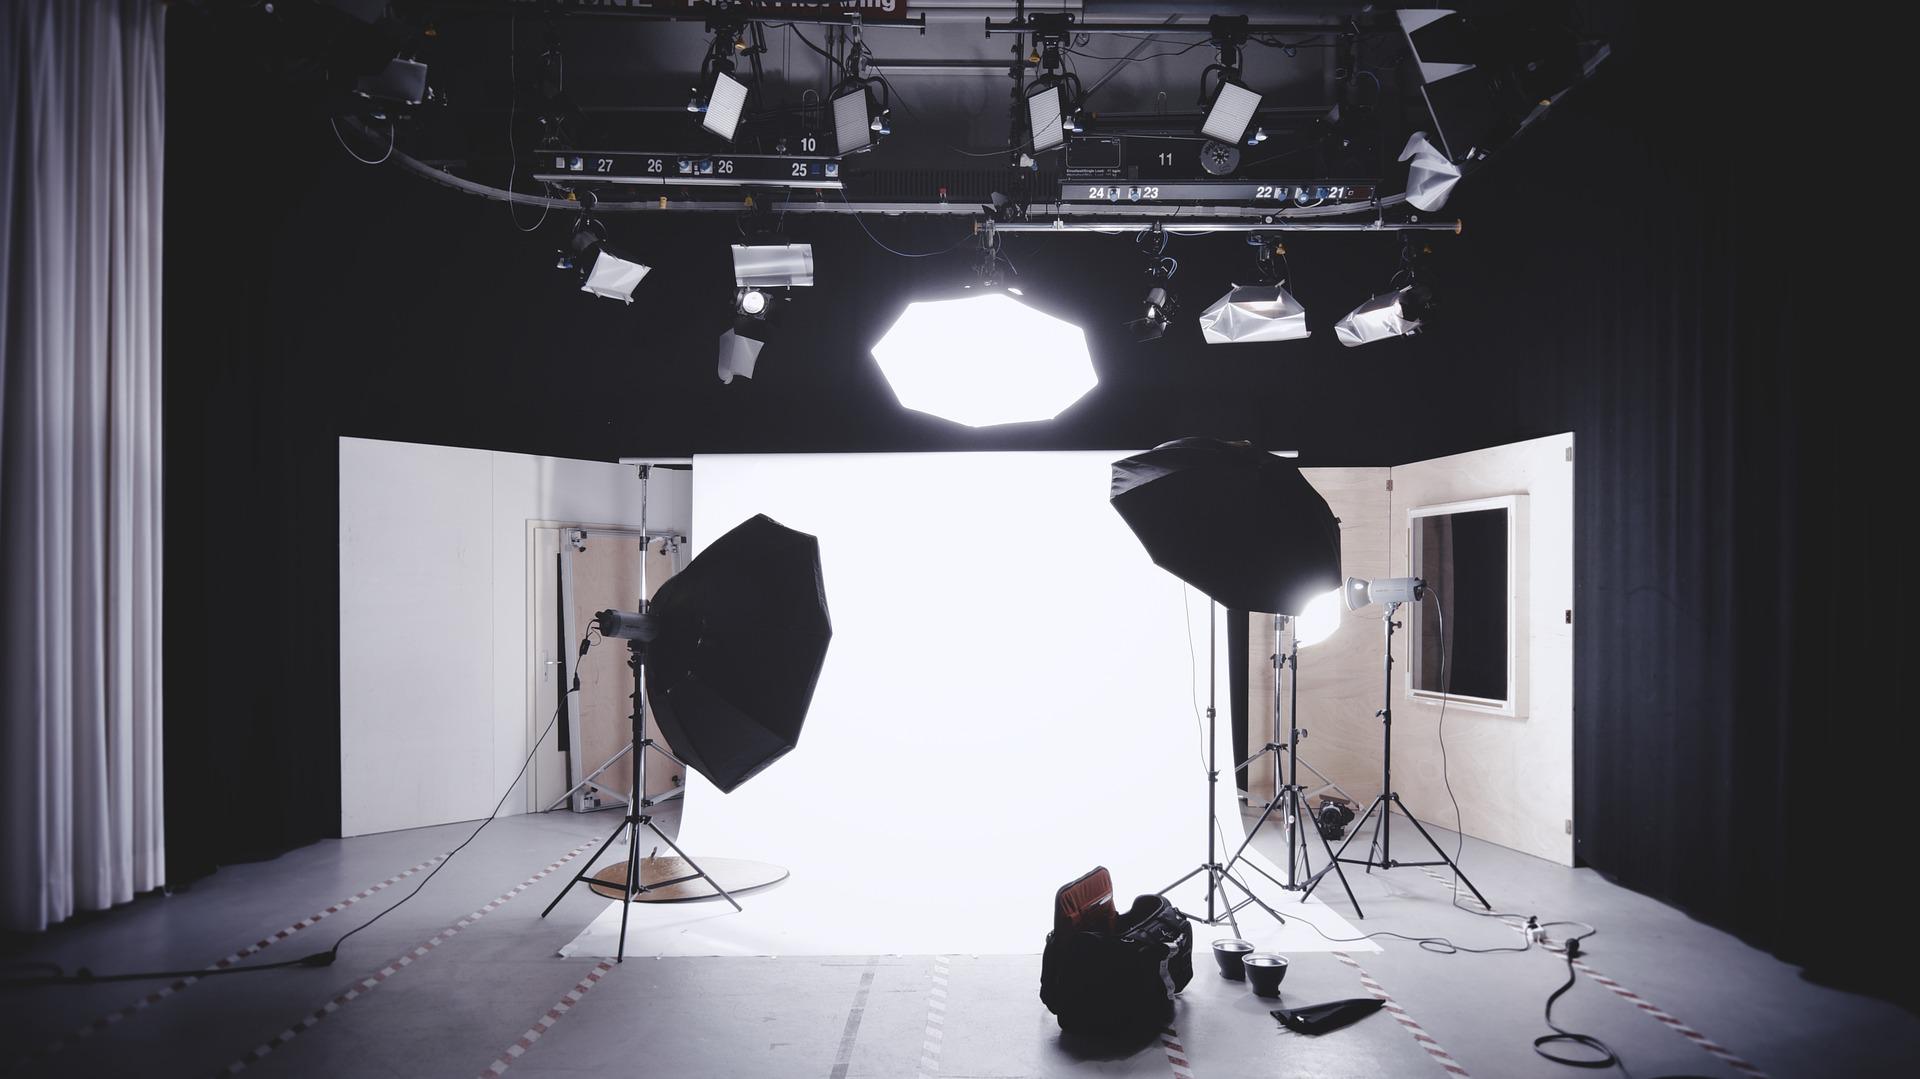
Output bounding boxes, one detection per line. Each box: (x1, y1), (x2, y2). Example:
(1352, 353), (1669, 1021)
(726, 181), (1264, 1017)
(1, 0), (165, 931)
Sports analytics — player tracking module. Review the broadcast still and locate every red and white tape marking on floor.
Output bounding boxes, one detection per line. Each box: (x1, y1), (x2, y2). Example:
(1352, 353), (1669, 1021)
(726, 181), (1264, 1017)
(1331, 950), (1472, 1077)
(1571, 958), (1770, 1079)
(219, 839), (596, 1076)
(1412, 865), (1770, 1079)
(1159, 1025), (1193, 1079)
(477, 960), (616, 1077)
(915, 955), (951, 1079)
(21, 853), (444, 1065)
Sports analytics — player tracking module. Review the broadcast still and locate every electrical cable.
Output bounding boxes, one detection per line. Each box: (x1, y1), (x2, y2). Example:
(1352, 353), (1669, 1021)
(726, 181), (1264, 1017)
(329, 115), (394, 165)
(506, 12), (550, 234)
(2, 634), (603, 989)
(1535, 935), (1630, 1074)
(839, 191), (974, 258)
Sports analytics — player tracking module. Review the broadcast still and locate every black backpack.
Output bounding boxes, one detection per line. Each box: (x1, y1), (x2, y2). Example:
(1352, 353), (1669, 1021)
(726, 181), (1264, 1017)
(1039, 866), (1195, 1035)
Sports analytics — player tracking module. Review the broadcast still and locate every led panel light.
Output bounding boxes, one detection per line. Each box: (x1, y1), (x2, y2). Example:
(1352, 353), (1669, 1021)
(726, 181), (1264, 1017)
(870, 292), (1096, 427)
(1027, 85), (1066, 152)
(702, 70), (749, 141)
(579, 250), (650, 304)
(1202, 80), (1262, 145)
(833, 85), (872, 154)
(731, 244), (815, 288)
(1198, 283), (1309, 344)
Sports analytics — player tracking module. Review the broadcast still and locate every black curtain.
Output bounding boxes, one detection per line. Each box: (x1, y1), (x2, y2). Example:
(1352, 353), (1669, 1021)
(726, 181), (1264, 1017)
(159, 3), (1902, 1003)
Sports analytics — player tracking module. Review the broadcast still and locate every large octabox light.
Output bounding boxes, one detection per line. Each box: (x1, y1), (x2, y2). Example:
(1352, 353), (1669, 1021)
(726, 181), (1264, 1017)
(870, 291), (1096, 427)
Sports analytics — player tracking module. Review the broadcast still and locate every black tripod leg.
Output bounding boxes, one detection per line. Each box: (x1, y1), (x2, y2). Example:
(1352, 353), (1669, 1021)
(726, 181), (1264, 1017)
(615, 836), (640, 962)
(1307, 794), (1386, 900)
(1308, 799), (1364, 917)
(1392, 795), (1491, 910)
(1219, 868), (1285, 927)
(1224, 785), (1287, 877)
(542, 815), (630, 919)
(644, 819), (744, 913)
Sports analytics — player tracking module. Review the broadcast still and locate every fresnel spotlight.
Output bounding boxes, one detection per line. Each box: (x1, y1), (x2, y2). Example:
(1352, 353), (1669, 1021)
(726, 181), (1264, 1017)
(1126, 224), (1179, 343)
(718, 237), (814, 385)
(557, 203), (649, 305)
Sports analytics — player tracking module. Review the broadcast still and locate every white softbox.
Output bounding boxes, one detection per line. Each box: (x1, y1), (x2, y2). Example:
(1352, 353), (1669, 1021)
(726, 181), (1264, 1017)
(1335, 288), (1423, 347)
(579, 251), (650, 304)
(1399, 130), (1462, 212)
(1198, 283), (1311, 344)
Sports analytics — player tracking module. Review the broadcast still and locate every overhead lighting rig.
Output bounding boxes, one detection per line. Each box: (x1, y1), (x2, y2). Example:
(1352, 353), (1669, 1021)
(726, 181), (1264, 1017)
(1199, 15), (1262, 148)
(1022, 14), (1083, 154)
(830, 25), (891, 155)
(691, 20), (763, 143)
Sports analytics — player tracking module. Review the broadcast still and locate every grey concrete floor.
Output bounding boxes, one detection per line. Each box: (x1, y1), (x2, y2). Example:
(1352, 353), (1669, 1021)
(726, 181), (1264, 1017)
(4, 802), (1916, 1079)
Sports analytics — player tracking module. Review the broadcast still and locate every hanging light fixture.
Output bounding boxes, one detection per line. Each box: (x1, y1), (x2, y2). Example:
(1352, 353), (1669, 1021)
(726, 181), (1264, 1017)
(869, 232), (1095, 427)
(557, 211), (650, 305)
(1198, 237), (1309, 344)
(1199, 16), (1262, 146)
(1335, 237), (1436, 347)
(1126, 224), (1179, 343)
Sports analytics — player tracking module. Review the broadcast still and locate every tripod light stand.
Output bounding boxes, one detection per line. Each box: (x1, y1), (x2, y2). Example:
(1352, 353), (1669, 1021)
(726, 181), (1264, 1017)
(541, 627), (742, 961)
(1110, 438), (1345, 935)
(1225, 607), (1362, 914)
(1303, 577), (1491, 910)
(1155, 602), (1290, 935)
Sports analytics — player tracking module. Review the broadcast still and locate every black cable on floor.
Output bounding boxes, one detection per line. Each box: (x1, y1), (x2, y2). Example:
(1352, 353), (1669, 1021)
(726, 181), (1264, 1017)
(1, 633), (602, 989)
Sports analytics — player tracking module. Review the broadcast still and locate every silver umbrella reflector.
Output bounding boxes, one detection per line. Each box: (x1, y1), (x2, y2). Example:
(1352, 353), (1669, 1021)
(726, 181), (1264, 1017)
(1334, 286), (1427, 347)
(1198, 284), (1310, 345)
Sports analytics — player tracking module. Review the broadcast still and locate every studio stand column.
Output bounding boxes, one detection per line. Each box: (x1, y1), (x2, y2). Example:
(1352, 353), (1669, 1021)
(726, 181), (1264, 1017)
(1225, 615), (1362, 914)
(1304, 601), (1490, 910)
(540, 637), (741, 961)
(1157, 604), (1288, 935)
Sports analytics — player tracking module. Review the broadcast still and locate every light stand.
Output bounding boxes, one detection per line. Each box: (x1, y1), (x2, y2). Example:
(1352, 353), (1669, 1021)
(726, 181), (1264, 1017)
(1225, 615), (1362, 914)
(539, 461), (744, 963)
(1303, 601), (1491, 910)
(1157, 603), (1288, 934)
(540, 634), (742, 961)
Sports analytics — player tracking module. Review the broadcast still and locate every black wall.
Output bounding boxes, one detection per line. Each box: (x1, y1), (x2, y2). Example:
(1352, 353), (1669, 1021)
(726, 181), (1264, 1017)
(164, 6), (1899, 1002)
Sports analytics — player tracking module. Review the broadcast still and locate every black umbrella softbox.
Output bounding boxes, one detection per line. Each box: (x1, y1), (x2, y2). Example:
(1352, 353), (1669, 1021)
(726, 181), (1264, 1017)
(645, 514), (832, 793)
(1110, 438), (1341, 615)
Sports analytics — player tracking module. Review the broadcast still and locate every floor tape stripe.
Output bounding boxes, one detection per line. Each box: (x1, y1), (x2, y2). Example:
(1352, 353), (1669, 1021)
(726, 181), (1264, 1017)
(477, 960), (616, 1077)
(827, 958), (880, 1079)
(1411, 866), (1770, 1079)
(1160, 1025), (1194, 1079)
(1332, 950), (1473, 1078)
(216, 839), (596, 1076)
(20, 853), (445, 1067)
(915, 955), (950, 1079)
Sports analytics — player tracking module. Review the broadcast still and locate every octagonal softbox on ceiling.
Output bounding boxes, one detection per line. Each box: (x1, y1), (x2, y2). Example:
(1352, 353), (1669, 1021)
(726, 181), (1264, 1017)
(870, 291), (1097, 427)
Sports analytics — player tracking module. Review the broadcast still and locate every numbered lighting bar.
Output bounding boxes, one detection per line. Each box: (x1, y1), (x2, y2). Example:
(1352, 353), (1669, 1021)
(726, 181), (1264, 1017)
(1058, 181), (1377, 205)
(531, 152), (844, 190)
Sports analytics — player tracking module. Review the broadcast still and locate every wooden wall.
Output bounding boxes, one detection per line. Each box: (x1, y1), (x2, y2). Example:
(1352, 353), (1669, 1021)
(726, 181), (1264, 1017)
(1247, 436), (1575, 867)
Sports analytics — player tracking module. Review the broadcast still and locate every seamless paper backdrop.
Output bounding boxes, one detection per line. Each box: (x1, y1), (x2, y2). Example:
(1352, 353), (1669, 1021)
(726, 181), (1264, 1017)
(562, 452), (1370, 956)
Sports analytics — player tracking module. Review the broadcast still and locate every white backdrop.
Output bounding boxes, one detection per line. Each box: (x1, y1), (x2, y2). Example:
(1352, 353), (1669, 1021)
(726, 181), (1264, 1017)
(563, 451), (1369, 957)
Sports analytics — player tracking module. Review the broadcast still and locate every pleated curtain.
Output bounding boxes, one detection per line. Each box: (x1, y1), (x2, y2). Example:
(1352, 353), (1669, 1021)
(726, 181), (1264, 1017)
(0, 0), (165, 931)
